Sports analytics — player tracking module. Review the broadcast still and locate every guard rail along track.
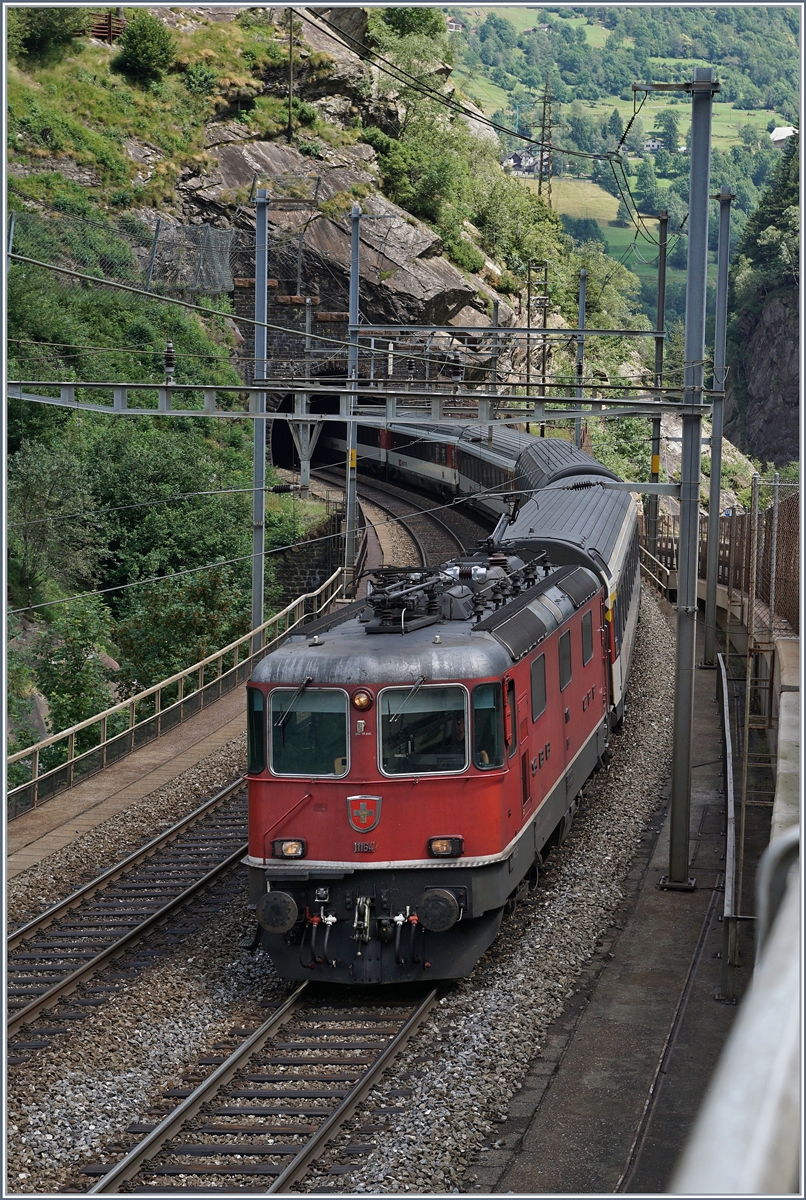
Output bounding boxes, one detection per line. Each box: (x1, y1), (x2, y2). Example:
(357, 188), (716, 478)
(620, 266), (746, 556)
(83, 984), (439, 1193)
(7, 569), (346, 819)
(7, 779), (247, 1043)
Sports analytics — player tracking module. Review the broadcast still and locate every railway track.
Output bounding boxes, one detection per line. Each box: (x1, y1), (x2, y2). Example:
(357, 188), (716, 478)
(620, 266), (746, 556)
(312, 468), (488, 568)
(82, 984), (439, 1194)
(7, 779), (248, 1050)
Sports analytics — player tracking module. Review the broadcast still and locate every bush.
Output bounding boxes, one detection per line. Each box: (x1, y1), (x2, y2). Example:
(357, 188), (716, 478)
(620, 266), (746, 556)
(443, 237), (486, 274)
(117, 12), (176, 82)
(184, 63), (218, 96)
(8, 7), (90, 58)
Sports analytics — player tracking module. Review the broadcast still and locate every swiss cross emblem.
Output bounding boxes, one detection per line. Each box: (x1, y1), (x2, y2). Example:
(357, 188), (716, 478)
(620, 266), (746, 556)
(347, 795), (382, 832)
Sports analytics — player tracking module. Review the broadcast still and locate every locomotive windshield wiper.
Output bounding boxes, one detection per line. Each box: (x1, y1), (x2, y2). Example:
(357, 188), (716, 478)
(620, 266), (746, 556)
(389, 675), (426, 723)
(274, 676), (313, 727)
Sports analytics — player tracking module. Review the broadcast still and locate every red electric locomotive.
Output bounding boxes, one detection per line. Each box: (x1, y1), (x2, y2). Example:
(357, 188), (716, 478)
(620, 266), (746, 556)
(245, 438), (640, 984)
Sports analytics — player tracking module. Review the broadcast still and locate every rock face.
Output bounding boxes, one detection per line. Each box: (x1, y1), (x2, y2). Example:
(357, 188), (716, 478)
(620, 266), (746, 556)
(724, 289), (799, 467)
(180, 133), (511, 329)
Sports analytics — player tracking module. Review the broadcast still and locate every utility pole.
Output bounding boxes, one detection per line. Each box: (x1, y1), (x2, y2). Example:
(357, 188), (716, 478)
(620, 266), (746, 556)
(537, 73), (553, 208)
(344, 203), (361, 592)
(666, 66), (719, 888)
(647, 209), (669, 560)
(526, 261), (532, 406)
(540, 260), (548, 436)
(252, 189), (269, 652)
(287, 8), (294, 145)
(574, 268), (586, 448)
(703, 186), (734, 665)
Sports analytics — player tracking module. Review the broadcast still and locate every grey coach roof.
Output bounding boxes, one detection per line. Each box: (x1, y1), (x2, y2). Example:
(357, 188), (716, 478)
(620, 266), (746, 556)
(502, 477), (634, 576)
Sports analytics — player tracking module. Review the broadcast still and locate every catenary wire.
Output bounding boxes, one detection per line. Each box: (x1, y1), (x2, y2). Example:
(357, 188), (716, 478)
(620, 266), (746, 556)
(7, 475), (527, 615)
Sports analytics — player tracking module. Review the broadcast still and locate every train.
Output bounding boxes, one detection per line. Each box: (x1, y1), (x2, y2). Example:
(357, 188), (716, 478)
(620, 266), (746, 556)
(245, 426), (641, 984)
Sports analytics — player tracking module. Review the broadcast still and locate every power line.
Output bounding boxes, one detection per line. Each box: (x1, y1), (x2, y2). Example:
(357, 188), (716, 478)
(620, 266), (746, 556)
(7, 475), (522, 615)
(298, 8), (603, 164)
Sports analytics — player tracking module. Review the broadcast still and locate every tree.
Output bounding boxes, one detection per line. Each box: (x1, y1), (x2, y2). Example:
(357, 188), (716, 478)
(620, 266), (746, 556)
(624, 116), (645, 154)
(7, 7), (90, 58)
(654, 146), (671, 177)
(656, 109), (680, 152)
(607, 108), (624, 142)
(635, 157), (660, 215)
(117, 12), (176, 81)
(381, 8), (446, 39)
(114, 566), (250, 695)
(616, 199), (631, 226)
(7, 440), (103, 609)
(34, 598), (115, 748)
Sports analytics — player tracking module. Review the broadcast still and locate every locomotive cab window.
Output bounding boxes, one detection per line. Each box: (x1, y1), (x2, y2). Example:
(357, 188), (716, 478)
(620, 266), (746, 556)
(472, 683), (504, 769)
(379, 685), (467, 775)
(247, 688), (266, 774)
(270, 688), (348, 777)
(582, 610), (594, 665)
(531, 654), (546, 720)
(559, 630), (572, 691)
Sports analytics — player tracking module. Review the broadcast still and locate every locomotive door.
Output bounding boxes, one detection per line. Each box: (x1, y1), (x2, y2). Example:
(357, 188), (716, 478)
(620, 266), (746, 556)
(518, 694), (531, 810)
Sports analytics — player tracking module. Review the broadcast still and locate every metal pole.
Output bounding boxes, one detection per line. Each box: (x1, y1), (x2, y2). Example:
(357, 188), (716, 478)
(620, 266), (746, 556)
(287, 8), (294, 145)
(647, 209), (668, 560)
(7, 210), (16, 277)
(736, 473), (759, 915)
(526, 261), (532, 399)
(667, 67), (716, 888)
(299, 296), (312, 500)
(704, 186), (734, 665)
(769, 472), (780, 639)
(574, 268), (586, 448)
(252, 191), (269, 653)
(144, 217), (162, 293)
(540, 260), (548, 436)
(344, 203), (361, 590)
(489, 300), (499, 447)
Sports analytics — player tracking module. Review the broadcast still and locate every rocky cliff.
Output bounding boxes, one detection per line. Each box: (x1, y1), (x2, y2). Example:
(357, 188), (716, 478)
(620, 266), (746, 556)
(724, 288), (799, 467)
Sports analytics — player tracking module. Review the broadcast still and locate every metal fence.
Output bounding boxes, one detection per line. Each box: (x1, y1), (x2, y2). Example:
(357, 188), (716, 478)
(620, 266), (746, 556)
(641, 481), (799, 636)
(7, 568), (345, 821)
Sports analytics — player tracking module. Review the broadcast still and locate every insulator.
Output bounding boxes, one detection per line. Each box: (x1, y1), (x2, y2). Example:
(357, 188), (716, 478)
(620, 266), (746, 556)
(164, 340), (175, 378)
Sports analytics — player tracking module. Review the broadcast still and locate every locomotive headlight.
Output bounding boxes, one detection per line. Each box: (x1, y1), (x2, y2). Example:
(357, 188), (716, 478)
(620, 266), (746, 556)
(273, 839), (307, 859)
(352, 689), (374, 711)
(428, 836), (463, 858)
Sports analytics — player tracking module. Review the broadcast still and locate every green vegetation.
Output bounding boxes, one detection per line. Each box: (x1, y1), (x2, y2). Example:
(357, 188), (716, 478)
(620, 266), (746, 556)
(116, 11), (177, 81)
(725, 136), (799, 448)
(7, 6), (91, 60)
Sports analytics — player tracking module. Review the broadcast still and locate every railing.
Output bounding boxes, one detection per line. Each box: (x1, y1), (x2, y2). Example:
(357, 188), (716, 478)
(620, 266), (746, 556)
(642, 487), (799, 635)
(7, 568), (345, 821)
(638, 544), (671, 595)
(671, 831), (800, 1194)
(88, 11), (126, 43)
(716, 654), (740, 1002)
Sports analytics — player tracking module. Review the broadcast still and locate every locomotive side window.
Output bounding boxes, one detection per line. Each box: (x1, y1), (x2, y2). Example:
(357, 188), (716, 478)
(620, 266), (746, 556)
(472, 683), (504, 769)
(582, 610), (594, 665)
(270, 689), (348, 777)
(506, 679), (518, 756)
(559, 630), (572, 691)
(379, 685), (467, 775)
(247, 688), (266, 774)
(531, 654), (546, 720)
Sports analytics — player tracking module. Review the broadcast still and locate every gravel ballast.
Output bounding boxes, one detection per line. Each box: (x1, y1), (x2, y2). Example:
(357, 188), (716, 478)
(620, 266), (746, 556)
(7, 587), (675, 1195)
(6, 897), (289, 1195)
(299, 586), (675, 1193)
(7, 733), (247, 927)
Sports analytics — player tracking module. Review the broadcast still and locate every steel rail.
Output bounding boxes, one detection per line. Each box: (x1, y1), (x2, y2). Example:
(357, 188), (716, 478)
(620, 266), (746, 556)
(8, 842), (248, 1035)
(86, 984), (309, 1194)
(314, 469), (468, 566)
(8, 782), (247, 1035)
(8, 778), (246, 951)
(267, 986), (439, 1194)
